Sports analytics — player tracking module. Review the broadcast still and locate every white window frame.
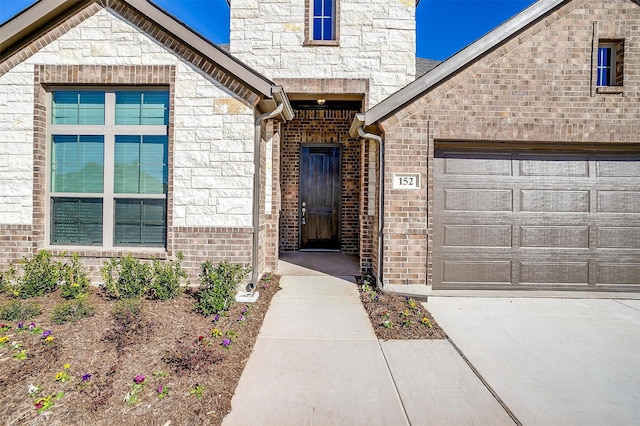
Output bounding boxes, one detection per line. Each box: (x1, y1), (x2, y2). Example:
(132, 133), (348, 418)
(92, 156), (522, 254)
(597, 42), (617, 87)
(45, 87), (168, 250)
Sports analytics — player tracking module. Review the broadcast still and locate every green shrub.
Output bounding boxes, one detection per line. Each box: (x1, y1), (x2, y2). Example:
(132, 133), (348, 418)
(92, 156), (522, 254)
(101, 254), (153, 299)
(0, 300), (43, 321)
(51, 297), (95, 324)
(150, 252), (187, 301)
(59, 253), (91, 299)
(194, 260), (251, 316)
(0, 266), (17, 296)
(17, 251), (62, 299)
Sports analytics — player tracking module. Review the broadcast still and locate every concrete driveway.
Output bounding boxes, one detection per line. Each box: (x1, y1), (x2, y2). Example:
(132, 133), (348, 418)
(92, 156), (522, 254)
(426, 297), (640, 425)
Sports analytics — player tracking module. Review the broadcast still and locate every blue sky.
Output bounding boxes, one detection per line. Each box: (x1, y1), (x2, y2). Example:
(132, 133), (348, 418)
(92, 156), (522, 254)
(0, 0), (537, 61)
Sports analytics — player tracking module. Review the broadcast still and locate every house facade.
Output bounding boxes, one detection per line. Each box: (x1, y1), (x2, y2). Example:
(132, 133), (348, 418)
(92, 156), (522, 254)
(0, 0), (638, 291)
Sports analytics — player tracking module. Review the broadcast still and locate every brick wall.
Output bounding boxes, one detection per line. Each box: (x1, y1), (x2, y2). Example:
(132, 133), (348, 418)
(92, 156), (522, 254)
(280, 108), (361, 254)
(379, 0), (640, 286)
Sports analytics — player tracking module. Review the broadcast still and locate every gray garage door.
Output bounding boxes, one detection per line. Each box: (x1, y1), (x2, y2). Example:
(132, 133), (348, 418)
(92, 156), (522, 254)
(433, 148), (640, 291)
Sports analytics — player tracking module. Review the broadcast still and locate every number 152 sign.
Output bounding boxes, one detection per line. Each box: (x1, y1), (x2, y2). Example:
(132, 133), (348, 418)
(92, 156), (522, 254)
(393, 173), (420, 190)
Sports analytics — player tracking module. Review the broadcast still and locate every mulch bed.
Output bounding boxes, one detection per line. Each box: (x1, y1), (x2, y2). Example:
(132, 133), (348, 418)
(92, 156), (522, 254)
(0, 275), (280, 426)
(358, 280), (447, 340)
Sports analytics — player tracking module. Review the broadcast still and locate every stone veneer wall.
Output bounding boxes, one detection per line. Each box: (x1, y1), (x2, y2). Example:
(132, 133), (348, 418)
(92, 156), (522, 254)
(0, 2), (260, 281)
(280, 108), (361, 254)
(378, 0), (640, 286)
(229, 0), (416, 106)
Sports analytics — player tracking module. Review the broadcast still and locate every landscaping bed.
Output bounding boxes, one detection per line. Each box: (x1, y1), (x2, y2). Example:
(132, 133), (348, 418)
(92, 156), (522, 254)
(0, 257), (279, 425)
(358, 277), (447, 340)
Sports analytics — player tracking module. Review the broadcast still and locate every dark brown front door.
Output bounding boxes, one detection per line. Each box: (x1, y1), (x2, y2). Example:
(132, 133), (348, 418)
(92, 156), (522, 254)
(300, 145), (341, 250)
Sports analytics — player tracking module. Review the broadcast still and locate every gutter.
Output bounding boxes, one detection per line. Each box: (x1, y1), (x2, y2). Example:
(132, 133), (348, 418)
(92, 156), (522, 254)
(244, 87), (293, 297)
(351, 114), (385, 291)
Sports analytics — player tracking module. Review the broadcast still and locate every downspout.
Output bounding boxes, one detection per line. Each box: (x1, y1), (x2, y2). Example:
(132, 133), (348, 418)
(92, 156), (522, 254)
(247, 102), (285, 292)
(356, 126), (385, 291)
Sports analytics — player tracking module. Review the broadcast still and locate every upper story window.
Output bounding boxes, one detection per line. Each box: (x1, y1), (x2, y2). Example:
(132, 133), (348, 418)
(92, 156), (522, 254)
(48, 89), (169, 248)
(312, 0), (335, 41)
(597, 40), (624, 87)
(305, 0), (339, 45)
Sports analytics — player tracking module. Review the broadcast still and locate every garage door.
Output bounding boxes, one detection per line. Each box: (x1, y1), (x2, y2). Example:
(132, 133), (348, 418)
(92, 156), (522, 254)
(433, 148), (640, 291)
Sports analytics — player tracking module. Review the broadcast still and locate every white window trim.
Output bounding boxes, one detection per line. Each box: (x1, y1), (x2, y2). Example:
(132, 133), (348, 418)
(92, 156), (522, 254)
(45, 88), (168, 250)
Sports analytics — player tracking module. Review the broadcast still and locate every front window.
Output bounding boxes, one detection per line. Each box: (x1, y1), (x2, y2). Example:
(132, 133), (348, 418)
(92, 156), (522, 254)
(48, 89), (169, 248)
(312, 0), (335, 41)
(597, 40), (624, 87)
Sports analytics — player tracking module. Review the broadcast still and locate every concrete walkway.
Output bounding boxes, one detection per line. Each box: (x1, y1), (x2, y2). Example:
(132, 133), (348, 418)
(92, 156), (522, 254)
(224, 257), (512, 425)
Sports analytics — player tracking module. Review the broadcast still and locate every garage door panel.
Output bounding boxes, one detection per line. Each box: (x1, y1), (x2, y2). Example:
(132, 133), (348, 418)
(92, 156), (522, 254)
(443, 189), (512, 212)
(597, 227), (640, 249)
(440, 152), (513, 176)
(519, 189), (590, 213)
(519, 262), (590, 285)
(519, 154), (589, 177)
(442, 224), (512, 247)
(597, 191), (640, 213)
(596, 157), (640, 177)
(434, 148), (640, 290)
(519, 226), (590, 248)
(597, 263), (640, 286)
(441, 260), (512, 285)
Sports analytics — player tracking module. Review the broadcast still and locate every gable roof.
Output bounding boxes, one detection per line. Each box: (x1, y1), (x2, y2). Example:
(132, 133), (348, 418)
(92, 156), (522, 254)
(354, 0), (568, 129)
(0, 0), (293, 119)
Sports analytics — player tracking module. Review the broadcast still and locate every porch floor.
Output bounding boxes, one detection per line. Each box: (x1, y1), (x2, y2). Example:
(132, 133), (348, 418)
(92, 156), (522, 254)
(277, 252), (359, 278)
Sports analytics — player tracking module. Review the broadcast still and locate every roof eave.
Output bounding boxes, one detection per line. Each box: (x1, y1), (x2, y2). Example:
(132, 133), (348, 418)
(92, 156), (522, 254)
(362, 0), (568, 126)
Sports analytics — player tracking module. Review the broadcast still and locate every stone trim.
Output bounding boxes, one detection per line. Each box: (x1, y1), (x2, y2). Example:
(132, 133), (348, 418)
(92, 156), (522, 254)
(303, 0), (341, 46)
(273, 78), (369, 109)
(33, 64), (176, 253)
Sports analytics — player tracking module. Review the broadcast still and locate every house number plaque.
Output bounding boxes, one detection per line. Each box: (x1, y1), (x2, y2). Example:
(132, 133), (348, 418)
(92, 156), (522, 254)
(393, 173), (420, 190)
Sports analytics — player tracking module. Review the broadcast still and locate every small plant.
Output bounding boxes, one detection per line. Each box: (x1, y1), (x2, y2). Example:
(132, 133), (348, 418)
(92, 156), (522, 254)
(406, 298), (419, 311)
(54, 364), (72, 383)
(124, 375), (146, 406)
(51, 297), (96, 324)
(153, 370), (168, 379)
(195, 260), (251, 316)
(156, 385), (170, 400)
(381, 310), (393, 329)
(41, 330), (55, 345)
(421, 317), (433, 328)
(220, 338), (232, 349)
(226, 329), (238, 340)
(150, 252), (187, 301)
(79, 374), (92, 387)
(189, 384), (204, 398)
(211, 328), (222, 338)
(17, 250), (62, 298)
(0, 300), (43, 321)
(34, 391), (64, 413)
(0, 336), (9, 346)
(101, 254), (153, 299)
(28, 384), (42, 397)
(59, 253), (91, 299)
(0, 265), (17, 295)
(13, 349), (27, 360)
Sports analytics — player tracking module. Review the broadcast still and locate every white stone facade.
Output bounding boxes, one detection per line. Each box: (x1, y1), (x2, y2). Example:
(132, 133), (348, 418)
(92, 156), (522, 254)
(0, 8), (255, 230)
(229, 0), (416, 106)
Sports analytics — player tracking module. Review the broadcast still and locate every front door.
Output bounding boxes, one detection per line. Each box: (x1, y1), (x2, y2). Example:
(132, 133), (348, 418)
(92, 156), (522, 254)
(299, 145), (341, 250)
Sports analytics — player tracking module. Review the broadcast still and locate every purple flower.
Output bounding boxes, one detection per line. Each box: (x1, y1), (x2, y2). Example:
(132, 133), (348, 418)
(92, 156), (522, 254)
(213, 315), (220, 322)
(29, 323), (36, 330)
(221, 339), (232, 348)
(242, 306), (249, 313)
(157, 385), (163, 393)
(41, 330), (52, 339)
(134, 374), (145, 384)
(82, 374), (92, 382)
(238, 315), (245, 322)
(17, 322), (24, 329)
